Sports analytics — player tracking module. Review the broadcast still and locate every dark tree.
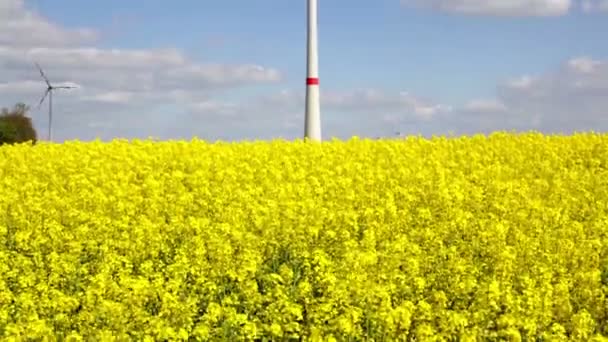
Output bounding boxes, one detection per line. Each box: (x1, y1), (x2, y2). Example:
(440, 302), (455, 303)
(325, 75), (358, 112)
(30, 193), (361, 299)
(0, 103), (38, 146)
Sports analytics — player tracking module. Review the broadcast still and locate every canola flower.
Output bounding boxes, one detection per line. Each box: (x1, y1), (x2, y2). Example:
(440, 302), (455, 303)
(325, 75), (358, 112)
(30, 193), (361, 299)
(0, 132), (608, 341)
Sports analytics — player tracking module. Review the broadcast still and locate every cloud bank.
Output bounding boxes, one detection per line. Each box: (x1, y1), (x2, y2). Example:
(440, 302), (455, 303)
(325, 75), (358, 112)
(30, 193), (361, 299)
(400, 0), (608, 16)
(442, 56), (608, 135)
(0, 0), (282, 141)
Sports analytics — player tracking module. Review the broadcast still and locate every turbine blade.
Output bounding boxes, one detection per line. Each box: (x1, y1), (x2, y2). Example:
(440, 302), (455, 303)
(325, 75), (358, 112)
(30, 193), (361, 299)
(55, 86), (77, 89)
(34, 62), (52, 88)
(37, 89), (50, 109)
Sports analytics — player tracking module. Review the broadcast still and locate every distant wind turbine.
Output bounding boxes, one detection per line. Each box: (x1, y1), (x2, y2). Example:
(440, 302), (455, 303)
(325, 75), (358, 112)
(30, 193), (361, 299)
(304, 0), (321, 141)
(35, 62), (76, 142)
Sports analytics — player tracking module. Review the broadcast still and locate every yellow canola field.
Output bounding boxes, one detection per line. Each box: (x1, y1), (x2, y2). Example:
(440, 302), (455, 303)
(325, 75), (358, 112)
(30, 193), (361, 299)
(1, 132), (608, 341)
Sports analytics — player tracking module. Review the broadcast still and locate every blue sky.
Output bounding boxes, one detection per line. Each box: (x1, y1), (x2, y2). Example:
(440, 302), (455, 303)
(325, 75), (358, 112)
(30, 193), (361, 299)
(2, 0), (608, 141)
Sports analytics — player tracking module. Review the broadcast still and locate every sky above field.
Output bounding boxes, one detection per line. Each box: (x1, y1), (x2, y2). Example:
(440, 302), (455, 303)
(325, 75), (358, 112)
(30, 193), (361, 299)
(1, 0), (608, 141)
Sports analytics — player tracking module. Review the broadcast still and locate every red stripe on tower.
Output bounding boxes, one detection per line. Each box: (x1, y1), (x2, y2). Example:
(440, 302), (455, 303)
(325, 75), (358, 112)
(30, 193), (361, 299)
(306, 77), (319, 85)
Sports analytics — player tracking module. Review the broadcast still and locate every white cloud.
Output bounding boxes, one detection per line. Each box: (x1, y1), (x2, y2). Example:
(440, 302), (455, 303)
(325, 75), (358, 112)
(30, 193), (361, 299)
(82, 91), (135, 104)
(445, 56), (608, 135)
(12, 47), (187, 69)
(401, 0), (608, 15)
(464, 99), (508, 113)
(187, 100), (240, 117)
(0, 46), (281, 92)
(401, 0), (572, 16)
(581, 0), (608, 11)
(505, 75), (538, 90)
(322, 89), (451, 120)
(0, 0), (284, 141)
(0, 0), (98, 47)
(567, 56), (601, 73)
(164, 63), (281, 86)
(253, 88), (450, 121)
(157, 87), (451, 141)
(0, 80), (42, 94)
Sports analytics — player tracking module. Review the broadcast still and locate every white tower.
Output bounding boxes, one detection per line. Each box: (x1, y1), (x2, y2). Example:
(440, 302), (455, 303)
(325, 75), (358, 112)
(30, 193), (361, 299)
(304, 0), (321, 141)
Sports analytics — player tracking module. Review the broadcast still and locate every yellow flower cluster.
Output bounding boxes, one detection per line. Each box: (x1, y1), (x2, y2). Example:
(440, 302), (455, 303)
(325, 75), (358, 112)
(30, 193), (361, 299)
(1, 132), (608, 340)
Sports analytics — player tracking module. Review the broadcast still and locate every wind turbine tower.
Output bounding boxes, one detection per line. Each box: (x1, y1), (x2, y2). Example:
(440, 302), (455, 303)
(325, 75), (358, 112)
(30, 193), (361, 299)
(35, 62), (75, 142)
(304, 0), (321, 141)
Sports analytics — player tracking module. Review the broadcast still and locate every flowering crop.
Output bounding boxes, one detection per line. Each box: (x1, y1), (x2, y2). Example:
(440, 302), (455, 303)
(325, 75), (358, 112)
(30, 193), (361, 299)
(1, 132), (608, 340)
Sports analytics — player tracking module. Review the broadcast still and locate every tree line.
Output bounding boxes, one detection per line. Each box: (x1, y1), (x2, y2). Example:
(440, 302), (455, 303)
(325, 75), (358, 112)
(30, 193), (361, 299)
(0, 103), (38, 146)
